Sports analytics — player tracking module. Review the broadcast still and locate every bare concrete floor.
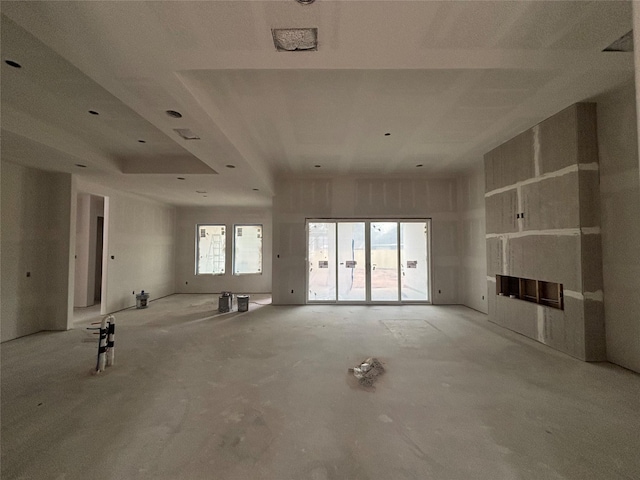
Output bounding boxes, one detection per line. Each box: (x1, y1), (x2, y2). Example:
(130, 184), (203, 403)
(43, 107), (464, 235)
(2, 294), (639, 480)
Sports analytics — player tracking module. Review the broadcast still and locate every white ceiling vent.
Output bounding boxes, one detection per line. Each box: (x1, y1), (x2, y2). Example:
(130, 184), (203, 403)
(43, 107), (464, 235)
(272, 28), (317, 52)
(603, 30), (633, 52)
(173, 128), (200, 140)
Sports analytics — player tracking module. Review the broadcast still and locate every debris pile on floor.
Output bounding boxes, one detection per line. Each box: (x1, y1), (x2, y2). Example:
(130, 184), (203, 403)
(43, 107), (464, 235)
(348, 357), (385, 387)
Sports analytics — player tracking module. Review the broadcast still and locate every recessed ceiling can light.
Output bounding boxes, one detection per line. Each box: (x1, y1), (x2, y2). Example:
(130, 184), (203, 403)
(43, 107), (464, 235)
(75, 164), (87, 168)
(138, 140), (146, 143)
(196, 190), (207, 194)
(177, 177), (185, 180)
(296, 0), (316, 4)
(314, 165), (321, 168)
(384, 133), (391, 136)
(226, 164), (236, 169)
(88, 110), (99, 115)
(416, 164), (423, 168)
(166, 110), (183, 118)
(272, 28), (318, 52)
(253, 188), (259, 191)
(5, 60), (22, 68)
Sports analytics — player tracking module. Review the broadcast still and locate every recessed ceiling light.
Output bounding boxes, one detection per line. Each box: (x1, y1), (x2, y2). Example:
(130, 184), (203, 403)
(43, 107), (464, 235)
(166, 110), (183, 118)
(384, 133), (391, 136)
(173, 128), (200, 140)
(314, 165), (321, 168)
(177, 177), (185, 180)
(226, 164), (236, 169)
(88, 110), (99, 115)
(196, 190), (207, 194)
(296, 0), (316, 4)
(5, 60), (22, 68)
(138, 140), (146, 143)
(253, 188), (259, 191)
(272, 28), (318, 52)
(416, 164), (423, 168)
(75, 164), (87, 168)
(203, 195), (208, 198)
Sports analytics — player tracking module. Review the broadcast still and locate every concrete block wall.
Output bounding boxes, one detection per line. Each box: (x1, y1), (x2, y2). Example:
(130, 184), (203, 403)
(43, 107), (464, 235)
(272, 176), (459, 305)
(484, 103), (606, 361)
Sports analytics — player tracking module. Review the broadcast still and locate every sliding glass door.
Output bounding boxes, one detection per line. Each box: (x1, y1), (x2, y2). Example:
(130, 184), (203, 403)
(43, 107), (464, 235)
(307, 219), (431, 304)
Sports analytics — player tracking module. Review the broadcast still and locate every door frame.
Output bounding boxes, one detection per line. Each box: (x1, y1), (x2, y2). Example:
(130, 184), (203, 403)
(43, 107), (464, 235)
(305, 218), (432, 305)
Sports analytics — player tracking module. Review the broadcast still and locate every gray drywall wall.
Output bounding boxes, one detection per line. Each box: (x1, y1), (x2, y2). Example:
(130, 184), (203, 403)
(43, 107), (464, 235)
(174, 206), (272, 294)
(272, 176), (459, 305)
(76, 180), (176, 314)
(595, 80), (640, 373)
(484, 103), (606, 361)
(457, 166), (488, 313)
(1, 161), (73, 342)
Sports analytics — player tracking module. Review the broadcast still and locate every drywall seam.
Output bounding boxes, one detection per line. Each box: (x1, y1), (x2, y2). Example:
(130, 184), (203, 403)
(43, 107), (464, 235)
(487, 227), (600, 239)
(533, 125), (541, 177)
(578, 163), (600, 171)
(537, 305), (544, 342)
(517, 185), (523, 232)
(487, 228), (580, 238)
(564, 289), (604, 301)
(485, 163), (589, 198)
(502, 235), (508, 275)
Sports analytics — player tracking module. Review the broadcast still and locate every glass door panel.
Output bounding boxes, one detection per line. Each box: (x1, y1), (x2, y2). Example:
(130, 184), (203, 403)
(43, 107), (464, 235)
(400, 222), (429, 301)
(308, 222), (336, 301)
(337, 222), (366, 301)
(370, 222), (399, 301)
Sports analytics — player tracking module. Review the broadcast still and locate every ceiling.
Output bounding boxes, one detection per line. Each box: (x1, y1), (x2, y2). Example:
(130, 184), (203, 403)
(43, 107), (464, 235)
(0, 0), (635, 207)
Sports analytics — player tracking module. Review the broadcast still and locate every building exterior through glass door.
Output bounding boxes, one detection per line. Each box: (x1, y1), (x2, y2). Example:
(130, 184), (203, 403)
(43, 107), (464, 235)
(307, 220), (430, 303)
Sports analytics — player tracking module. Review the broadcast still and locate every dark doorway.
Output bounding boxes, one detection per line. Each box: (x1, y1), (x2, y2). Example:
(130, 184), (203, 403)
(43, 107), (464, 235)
(94, 216), (104, 302)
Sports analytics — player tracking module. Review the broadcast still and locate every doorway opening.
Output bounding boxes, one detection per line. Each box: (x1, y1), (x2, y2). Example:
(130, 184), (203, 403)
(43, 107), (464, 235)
(73, 193), (108, 324)
(307, 219), (431, 304)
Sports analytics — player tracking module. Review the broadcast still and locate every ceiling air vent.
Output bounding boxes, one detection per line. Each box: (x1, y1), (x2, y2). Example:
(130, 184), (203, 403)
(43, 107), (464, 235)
(272, 28), (317, 52)
(603, 30), (633, 52)
(173, 128), (200, 140)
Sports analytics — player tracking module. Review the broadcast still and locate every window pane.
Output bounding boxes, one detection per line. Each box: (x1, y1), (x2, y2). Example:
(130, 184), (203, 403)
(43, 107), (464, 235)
(337, 222), (366, 301)
(196, 225), (225, 274)
(308, 222), (336, 301)
(234, 225), (262, 275)
(400, 222), (429, 301)
(370, 222), (399, 301)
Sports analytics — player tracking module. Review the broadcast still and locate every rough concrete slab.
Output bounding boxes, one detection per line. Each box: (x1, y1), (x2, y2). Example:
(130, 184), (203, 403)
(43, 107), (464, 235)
(559, 297), (588, 360)
(491, 294), (539, 339)
(576, 103), (599, 165)
(521, 172), (580, 231)
(485, 190), (518, 234)
(484, 129), (534, 192)
(545, 297), (586, 360)
(486, 237), (503, 275)
(4, 295), (640, 480)
(539, 104), (578, 174)
(579, 169), (601, 228)
(584, 299), (607, 361)
(508, 235), (582, 292)
(581, 233), (604, 293)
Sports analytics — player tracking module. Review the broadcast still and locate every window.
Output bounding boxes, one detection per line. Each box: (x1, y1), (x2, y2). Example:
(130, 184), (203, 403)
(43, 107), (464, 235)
(234, 225), (262, 275)
(196, 225), (225, 274)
